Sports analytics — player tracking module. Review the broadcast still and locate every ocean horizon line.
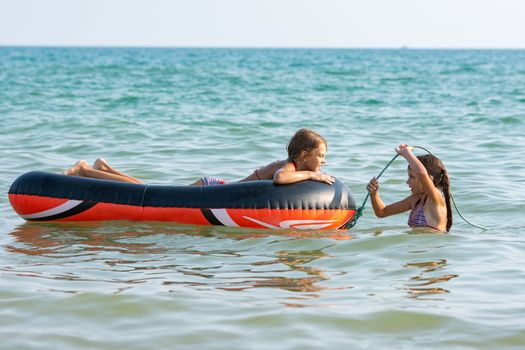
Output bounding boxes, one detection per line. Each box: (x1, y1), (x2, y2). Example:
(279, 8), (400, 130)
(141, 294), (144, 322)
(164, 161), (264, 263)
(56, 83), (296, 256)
(1, 44), (524, 51)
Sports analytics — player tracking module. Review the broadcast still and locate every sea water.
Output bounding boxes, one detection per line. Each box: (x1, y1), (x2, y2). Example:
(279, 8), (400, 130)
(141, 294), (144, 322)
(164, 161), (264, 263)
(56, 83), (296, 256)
(0, 47), (524, 349)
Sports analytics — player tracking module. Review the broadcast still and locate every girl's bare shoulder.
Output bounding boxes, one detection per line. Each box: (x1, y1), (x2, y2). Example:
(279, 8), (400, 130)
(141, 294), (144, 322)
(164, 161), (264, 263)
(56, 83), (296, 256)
(262, 159), (289, 171)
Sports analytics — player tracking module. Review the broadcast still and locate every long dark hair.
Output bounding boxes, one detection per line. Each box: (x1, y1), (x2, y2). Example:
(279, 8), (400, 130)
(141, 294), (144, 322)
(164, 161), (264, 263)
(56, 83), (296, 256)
(417, 155), (453, 231)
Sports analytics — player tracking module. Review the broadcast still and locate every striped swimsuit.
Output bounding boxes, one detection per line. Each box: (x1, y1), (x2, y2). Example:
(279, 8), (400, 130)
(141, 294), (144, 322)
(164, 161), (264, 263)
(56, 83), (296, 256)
(407, 197), (443, 231)
(408, 196), (441, 230)
(200, 176), (226, 186)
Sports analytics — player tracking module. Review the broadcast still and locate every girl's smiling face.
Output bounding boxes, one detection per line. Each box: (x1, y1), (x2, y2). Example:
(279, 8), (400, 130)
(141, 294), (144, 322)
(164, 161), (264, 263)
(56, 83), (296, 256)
(301, 143), (327, 172)
(406, 168), (424, 195)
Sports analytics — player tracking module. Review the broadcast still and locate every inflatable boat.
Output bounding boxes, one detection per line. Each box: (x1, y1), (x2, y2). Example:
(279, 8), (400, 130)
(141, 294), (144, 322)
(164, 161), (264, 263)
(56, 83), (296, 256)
(8, 171), (356, 230)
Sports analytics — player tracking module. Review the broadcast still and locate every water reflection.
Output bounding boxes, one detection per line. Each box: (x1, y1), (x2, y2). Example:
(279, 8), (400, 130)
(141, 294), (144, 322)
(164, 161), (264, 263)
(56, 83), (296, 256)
(403, 259), (458, 299)
(6, 222), (350, 256)
(4, 223), (343, 298)
(217, 250), (330, 294)
(5, 222), (169, 256)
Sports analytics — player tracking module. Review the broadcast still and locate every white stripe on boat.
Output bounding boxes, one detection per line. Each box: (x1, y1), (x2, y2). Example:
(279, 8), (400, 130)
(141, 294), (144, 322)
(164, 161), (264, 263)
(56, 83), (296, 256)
(211, 208), (239, 227)
(21, 200), (84, 219)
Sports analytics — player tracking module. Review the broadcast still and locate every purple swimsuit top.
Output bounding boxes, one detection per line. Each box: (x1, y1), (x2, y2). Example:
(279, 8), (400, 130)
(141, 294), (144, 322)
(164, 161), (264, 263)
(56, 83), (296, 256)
(408, 197), (429, 227)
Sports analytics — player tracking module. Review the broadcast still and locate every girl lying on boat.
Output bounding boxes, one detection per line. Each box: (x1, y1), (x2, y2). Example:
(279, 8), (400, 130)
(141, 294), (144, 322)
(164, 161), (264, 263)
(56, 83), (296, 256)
(64, 128), (335, 186)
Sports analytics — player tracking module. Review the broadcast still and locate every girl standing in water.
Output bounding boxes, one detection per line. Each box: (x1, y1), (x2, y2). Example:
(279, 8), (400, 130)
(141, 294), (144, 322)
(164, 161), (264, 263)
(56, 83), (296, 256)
(366, 144), (452, 231)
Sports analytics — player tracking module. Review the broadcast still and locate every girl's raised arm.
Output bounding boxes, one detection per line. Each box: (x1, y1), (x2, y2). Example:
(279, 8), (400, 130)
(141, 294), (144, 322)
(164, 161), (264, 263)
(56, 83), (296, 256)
(396, 144), (444, 205)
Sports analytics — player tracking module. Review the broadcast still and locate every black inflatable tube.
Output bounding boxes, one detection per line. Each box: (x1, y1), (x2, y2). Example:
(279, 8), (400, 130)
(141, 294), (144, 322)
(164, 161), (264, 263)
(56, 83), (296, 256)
(9, 171), (356, 210)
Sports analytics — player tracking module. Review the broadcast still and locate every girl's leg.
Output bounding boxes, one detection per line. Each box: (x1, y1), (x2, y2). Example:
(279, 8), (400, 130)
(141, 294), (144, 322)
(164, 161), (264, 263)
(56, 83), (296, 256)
(64, 160), (144, 184)
(190, 179), (205, 186)
(64, 160), (88, 176)
(93, 158), (144, 184)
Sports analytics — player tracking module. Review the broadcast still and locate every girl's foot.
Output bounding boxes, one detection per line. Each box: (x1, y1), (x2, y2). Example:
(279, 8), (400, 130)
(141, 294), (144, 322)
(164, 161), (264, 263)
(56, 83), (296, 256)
(93, 158), (110, 171)
(64, 160), (89, 176)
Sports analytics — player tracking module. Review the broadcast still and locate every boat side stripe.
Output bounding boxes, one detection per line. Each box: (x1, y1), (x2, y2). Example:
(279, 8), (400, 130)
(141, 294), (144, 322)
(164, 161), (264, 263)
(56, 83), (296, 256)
(210, 209), (239, 227)
(200, 208), (224, 226)
(21, 200), (84, 219)
(23, 201), (98, 221)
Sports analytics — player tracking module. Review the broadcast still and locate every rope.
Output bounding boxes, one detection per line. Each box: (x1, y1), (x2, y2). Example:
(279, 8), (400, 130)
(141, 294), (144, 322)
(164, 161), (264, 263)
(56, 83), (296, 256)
(344, 153), (398, 229)
(450, 193), (487, 230)
(344, 146), (487, 230)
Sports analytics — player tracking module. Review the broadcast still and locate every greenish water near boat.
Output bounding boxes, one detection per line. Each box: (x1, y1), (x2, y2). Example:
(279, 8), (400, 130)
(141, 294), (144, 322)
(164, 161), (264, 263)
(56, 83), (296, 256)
(1, 47), (524, 349)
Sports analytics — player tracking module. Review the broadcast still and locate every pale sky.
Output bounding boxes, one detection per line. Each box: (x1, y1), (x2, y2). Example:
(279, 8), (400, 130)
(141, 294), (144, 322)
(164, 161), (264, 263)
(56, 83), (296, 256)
(1, 0), (524, 48)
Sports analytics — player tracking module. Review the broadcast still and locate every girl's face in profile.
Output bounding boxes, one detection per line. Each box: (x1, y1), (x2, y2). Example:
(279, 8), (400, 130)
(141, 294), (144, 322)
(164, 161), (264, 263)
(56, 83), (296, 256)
(406, 168), (424, 195)
(301, 143), (327, 172)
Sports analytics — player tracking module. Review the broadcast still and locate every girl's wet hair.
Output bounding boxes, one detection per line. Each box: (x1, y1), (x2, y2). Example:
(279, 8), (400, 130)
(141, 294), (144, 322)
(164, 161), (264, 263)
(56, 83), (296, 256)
(287, 129), (327, 161)
(417, 154), (453, 231)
